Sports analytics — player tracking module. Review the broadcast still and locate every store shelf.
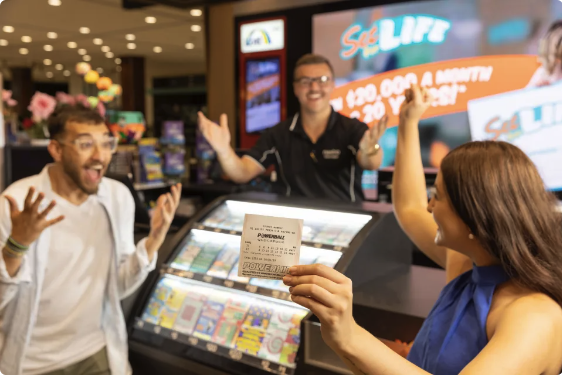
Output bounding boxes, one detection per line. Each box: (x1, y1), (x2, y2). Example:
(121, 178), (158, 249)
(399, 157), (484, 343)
(193, 223), (347, 252)
(163, 266), (292, 302)
(134, 319), (294, 375)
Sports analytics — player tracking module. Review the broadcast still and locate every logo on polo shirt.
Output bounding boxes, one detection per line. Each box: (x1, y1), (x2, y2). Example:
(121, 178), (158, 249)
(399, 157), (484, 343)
(322, 149), (341, 159)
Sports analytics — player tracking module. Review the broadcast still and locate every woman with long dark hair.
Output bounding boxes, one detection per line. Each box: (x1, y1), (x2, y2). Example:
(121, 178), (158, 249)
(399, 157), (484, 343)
(284, 84), (562, 374)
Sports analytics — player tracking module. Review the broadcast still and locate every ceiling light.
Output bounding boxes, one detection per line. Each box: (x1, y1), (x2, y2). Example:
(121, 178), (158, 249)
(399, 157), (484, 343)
(47, 32), (58, 39)
(55, 64), (63, 70)
(83, 55), (91, 62)
(191, 25), (201, 32)
(96, 67), (104, 74)
(190, 9), (202, 16)
(93, 38), (103, 45)
(145, 16), (156, 24)
(116, 66), (122, 72)
(125, 34), (135, 41)
(63, 70), (71, 77)
(101, 46), (110, 53)
(79, 27), (90, 34)
(105, 52), (114, 58)
(48, 0), (61, 6)
(127, 43), (136, 49)
(2, 26), (14, 33)
(185, 43), (194, 49)
(78, 48), (87, 55)
(44, 59), (52, 65)
(44, 45), (53, 51)
(46, 72), (54, 78)
(21, 36), (32, 43)
(153, 46), (162, 53)
(67, 41), (77, 48)
(115, 58), (121, 64)
(0, 40), (8, 47)
(19, 48), (29, 55)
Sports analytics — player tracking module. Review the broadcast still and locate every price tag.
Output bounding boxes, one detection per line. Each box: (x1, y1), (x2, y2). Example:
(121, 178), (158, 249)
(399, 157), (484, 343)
(230, 230), (237, 235)
(271, 290), (280, 299)
(206, 343), (218, 353)
(261, 360), (271, 370)
(334, 246), (343, 252)
(246, 284), (258, 293)
(224, 280), (234, 288)
(314, 243), (322, 248)
(166, 267), (174, 274)
(185, 271), (194, 279)
(171, 332), (178, 340)
(279, 366), (287, 375)
(280, 292), (288, 300)
(229, 349), (243, 360)
(214, 228), (222, 233)
(188, 337), (198, 346)
(197, 225), (204, 230)
(154, 326), (161, 334)
(203, 275), (213, 283)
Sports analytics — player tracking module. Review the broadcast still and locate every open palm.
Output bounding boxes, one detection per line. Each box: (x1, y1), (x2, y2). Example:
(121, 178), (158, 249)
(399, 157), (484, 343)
(198, 112), (230, 153)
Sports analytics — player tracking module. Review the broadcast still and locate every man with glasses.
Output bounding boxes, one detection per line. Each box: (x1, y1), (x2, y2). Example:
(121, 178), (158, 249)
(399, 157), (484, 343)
(198, 53), (387, 202)
(0, 105), (181, 375)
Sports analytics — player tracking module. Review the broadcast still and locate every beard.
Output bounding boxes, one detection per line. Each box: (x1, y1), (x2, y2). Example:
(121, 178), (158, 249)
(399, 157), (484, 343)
(61, 154), (100, 195)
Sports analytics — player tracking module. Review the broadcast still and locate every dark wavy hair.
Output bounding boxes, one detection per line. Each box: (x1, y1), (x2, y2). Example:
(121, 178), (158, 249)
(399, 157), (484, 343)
(47, 103), (105, 140)
(440, 141), (562, 305)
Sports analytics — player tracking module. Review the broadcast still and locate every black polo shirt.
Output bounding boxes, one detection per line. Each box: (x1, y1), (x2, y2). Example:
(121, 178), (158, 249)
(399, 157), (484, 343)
(246, 109), (369, 202)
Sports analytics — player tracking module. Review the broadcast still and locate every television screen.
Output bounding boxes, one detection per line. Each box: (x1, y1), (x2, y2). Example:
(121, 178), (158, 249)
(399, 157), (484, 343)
(245, 58), (281, 133)
(313, 0), (562, 191)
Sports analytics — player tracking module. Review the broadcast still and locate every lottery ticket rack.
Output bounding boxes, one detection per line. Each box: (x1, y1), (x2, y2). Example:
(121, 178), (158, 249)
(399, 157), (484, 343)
(127, 192), (417, 375)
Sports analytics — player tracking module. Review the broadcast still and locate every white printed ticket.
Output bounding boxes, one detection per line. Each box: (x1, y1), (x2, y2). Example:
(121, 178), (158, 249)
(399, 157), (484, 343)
(238, 214), (303, 280)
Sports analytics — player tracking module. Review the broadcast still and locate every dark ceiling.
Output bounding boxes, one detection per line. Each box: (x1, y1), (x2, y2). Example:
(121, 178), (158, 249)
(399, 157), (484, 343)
(123, 0), (247, 9)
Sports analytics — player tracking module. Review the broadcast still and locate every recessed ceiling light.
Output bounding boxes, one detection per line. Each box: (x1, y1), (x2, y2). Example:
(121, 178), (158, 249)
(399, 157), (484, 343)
(83, 55), (91, 62)
(63, 70), (71, 77)
(125, 34), (135, 41)
(115, 58), (122, 64)
(46, 72), (54, 78)
(44, 45), (53, 52)
(55, 64), (63, 70)
(2, 26), (14, 33)
(78, 48), (87, 55)
(153, 46), (162, 53)
(48, 0), (61, 6)
(96, 67), (104, 74)
(190, 9), (202, 16)
(44, 59), (52, 66)
(47, 32), (58, 39)
(79, 27), (90, 34)
(127, 43), (136, 49)
(19, 48), (29, 55)
(191, 25), (201, 32)
(21, 36), (32, 43)
(105, 52), (114, 58)
(101, 46), (110, 53)
(0, 40), (8, 47)
(185, 43), (194, 49)
(67, 41), (77, 48)
(116, 66), (122, 72)
(93, 38), (103, 45)
(145, 16), (156, 24)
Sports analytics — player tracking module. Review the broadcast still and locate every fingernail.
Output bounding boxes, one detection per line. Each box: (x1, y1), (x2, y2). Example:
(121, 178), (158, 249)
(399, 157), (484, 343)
(283, 276), (292, 284)
(289, 295), (293, 302)
(289, 287), (294, 293)
(289, 267), (297, 275)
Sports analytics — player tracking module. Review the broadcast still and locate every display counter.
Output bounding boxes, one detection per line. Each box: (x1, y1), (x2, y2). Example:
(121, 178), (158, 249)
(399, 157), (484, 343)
(127, 192), (446, 375)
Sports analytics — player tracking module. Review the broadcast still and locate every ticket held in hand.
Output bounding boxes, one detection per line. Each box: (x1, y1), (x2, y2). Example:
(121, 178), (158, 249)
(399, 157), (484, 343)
(239, 214), (303, 280)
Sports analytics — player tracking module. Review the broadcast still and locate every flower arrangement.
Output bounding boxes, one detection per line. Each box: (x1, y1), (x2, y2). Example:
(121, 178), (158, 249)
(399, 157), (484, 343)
(23, 92), (105, 139)
(2, 90), (18, 116)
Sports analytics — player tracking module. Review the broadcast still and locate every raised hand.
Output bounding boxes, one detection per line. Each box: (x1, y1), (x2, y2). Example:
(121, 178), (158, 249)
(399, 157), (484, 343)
(197, 112), (231, 154)
(399, 84), (434, 123)
(360, 114), (388, 153)
(149, 183), (182, 244)
(5, 187), (65, 246)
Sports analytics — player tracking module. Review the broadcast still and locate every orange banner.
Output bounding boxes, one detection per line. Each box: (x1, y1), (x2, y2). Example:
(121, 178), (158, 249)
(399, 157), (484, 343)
(330, 55), (540, 128)
(246, 74), (280, 101)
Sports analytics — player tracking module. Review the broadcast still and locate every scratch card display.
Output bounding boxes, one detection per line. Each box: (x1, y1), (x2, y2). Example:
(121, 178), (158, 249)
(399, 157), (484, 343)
(235, 302), (274, 355)
(189, 242), (224, 274)
(193, 293), (229, 341)
(212, 298), (252, 348)
(172, 238), (205, 270)
(173, 290), (208, 334)
(207, 245), (240, 279)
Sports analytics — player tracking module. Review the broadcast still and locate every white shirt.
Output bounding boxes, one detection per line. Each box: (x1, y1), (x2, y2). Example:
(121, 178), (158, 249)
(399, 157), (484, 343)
(23, 194), (112, 375)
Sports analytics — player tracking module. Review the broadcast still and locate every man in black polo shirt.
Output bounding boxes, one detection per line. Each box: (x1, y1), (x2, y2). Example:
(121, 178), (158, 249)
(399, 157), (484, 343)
(198, 54), (387, 202)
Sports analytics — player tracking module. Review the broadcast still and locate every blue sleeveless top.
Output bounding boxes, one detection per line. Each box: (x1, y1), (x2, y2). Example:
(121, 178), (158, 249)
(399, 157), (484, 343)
(407, 264), (510, 374)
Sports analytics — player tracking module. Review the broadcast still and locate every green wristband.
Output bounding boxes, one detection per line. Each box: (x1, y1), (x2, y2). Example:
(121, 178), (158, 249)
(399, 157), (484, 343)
(8, 236), (28, 251)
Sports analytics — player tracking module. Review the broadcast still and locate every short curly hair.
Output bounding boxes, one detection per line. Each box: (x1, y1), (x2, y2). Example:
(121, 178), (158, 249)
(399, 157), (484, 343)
(47, 104), (105, 140)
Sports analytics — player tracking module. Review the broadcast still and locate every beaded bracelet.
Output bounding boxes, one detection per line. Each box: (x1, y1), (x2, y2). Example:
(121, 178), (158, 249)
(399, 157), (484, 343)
(7, 236), (28, 251)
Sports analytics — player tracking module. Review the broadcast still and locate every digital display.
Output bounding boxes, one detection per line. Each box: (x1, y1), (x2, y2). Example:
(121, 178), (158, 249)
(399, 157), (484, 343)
(245, 58), (281, 133)
(313, 0), (562, 190)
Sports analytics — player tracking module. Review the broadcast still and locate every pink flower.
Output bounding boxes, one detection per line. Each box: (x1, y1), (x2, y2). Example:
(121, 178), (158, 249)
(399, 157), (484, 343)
(75, 94), (90, 108)
(56, 92), (76, 105)
(96, 101), (106, 118)
(7, 98), (17, 107)
(28, 92), (57, 120)
(2, 90), (12, 102)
